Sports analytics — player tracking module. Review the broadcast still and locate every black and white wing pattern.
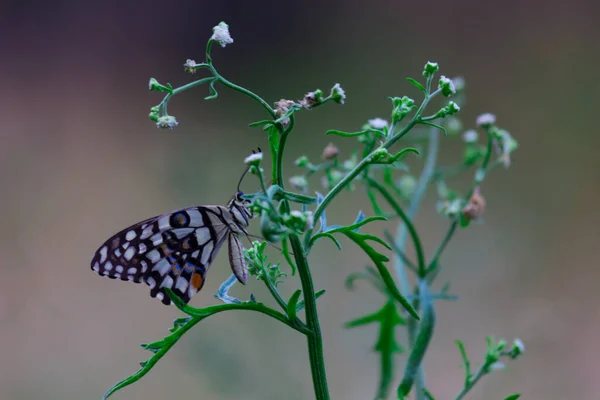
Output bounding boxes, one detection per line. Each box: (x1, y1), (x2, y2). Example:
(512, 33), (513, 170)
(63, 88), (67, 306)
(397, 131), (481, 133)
(91, 206), (235, 305)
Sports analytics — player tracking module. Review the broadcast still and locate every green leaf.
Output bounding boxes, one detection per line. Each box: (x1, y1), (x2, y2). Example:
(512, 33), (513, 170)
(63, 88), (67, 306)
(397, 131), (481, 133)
(281, 239), (297, 275)
(345, 311), (382, 328)
(325, 128), (384, 137)
(455, 339), (472, 385)
(345, 269), (385, 293)
(140, 340), (166, 354)
(419, 120), (447, 136)
(367, 189), (385, 216)
(318, 233), (342, 249)
(271, 189), (316, 204)
(423, 389), (436, 400)
(504, 394), (521, 400)
(248, 119), (274, 127)
(309, 213), (417, 319)
(266, 124), (280, 182)
(286, 290), (302, 320)
(346, 300), (405, 399)
(295, 289), (325, 312)
(342, 230), (417, 320)
(406, 77), (426, 93)
(102, 289), (306, 400)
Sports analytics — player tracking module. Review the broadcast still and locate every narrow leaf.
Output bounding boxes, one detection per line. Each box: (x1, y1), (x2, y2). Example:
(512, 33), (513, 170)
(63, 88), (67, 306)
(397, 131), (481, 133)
(504, 394), (521, 400)
(281, 190), (317, 204)
(343, 230), (419, 320)
(296, 289), (325, 312)
(406, 77), (426, 93)
(281, 239), (297, 275)
(455, 339), (472, 384)
(420, 120), (447, 136)
(248, 119), (274, 127)
(345, 311), (381, 328)
(325, 129), (381, 137)
(286, 290), (302, 320)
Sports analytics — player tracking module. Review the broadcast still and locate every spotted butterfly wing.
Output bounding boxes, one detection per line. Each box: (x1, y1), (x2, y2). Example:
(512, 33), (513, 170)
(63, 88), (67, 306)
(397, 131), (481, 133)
(91, 195), (252, 305)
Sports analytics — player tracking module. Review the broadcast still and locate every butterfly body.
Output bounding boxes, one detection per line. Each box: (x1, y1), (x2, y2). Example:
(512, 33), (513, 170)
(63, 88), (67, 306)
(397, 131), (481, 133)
(91, 192), (252, 305)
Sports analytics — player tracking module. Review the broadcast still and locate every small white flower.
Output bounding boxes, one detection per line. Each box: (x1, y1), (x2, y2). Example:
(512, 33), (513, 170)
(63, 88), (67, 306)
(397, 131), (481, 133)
(289, 176), (308, 191)
(488, 361), (505, 371)
(513, 338), (525, 353)
(330, 83), (346, 104)
(289, 210), (313, 231)
(476, 113), (496, 127)
(290, 210), (304, 219)
(439, 75), (456, 97)
(462, 130), (478, 143)
(183, 59), (198, 73)
(244, 152), (263, 166)
(452, 76), (465, 92)
(156, 115), (178, 129)
(368, 118), (389, 129)
(211, 22), (233, 48)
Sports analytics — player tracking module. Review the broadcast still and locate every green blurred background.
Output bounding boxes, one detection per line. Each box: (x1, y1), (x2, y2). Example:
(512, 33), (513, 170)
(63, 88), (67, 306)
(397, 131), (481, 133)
(1, 1), (599, 399)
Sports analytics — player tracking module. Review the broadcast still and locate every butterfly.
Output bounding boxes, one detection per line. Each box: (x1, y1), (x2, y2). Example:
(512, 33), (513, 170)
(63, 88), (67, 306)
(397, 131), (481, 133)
(90, 191), (253, 305)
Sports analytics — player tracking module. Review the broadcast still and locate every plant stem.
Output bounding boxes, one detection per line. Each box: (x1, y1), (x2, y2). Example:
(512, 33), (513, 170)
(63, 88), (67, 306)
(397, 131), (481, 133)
(276, 116), (295, 190)
(454, 364), (488, 400)
(392, 127), (439, 399)
(289, 234), (330, 400)
(208, 65), (276, 118)
(398, 279), (436, 398)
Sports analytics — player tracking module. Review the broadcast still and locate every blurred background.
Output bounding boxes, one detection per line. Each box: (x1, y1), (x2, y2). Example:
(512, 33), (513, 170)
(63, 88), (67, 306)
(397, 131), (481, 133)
(1, 1), (599, 399)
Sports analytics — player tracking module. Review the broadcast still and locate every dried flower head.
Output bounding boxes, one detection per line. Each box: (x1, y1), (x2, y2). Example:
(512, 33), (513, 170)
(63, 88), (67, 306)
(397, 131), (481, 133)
(321, 142), (340, 160)
(274, 99), (296, 126)
(299, 89), (323, 109)
(462, 187), (486, 220)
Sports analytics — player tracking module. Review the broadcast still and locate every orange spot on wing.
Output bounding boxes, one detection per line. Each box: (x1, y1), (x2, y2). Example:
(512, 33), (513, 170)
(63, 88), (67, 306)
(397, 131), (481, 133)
(172, 262), (180, 275)
(191, 273), (203, 290)
(159, 243), (172, 256)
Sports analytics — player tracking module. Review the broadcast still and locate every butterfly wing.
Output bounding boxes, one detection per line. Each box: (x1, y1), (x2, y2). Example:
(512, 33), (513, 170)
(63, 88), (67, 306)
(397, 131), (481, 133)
(91, 206), (232, 305)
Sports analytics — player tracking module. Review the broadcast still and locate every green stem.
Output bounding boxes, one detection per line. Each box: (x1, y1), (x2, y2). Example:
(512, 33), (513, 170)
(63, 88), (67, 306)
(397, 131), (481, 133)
(289, 234), (330, 400)
(276, 115), (295, 189)
(378, 342), (394, 400)
(208, 64), (276, 118)
(261, 266), (290, 313)
(454, 364), (488, 400)
(398, 279), (436, 398)
(313, 155), (373, 225)
(160, 77), (217, 115)
(427, 221), (457, 274)
(428, 129), (495, 275)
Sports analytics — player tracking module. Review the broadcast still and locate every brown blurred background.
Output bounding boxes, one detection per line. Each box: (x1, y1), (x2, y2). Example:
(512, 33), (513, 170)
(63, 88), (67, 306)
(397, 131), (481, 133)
(1, 1), (599, 399)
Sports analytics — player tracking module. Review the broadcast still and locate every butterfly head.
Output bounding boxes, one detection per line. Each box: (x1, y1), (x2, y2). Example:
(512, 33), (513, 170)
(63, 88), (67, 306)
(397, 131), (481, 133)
(228, 191), (253, 230)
